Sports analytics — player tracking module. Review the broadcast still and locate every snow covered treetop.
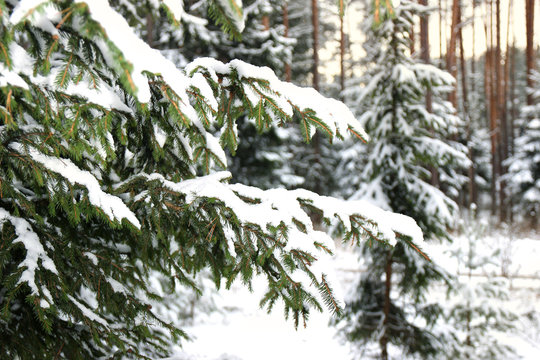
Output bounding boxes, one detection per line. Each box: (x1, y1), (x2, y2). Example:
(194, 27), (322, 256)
(1, 0), (424, 357)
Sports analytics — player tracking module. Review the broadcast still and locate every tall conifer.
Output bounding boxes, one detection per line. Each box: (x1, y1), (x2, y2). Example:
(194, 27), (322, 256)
(335, 2), (468, 359)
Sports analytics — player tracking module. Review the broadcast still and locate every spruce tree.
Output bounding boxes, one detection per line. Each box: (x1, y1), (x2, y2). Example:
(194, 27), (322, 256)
(507, 67), (540, 228)
(443, 210), (517, 360)
(0, 0), (425, 358)
(334, 2), (468, 359)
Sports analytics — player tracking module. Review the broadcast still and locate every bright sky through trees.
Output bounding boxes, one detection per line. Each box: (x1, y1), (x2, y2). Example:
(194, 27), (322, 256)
(321, 0), (540, 79)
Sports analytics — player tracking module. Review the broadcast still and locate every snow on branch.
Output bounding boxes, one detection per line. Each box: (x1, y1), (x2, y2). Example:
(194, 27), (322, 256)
(0, 208), (57, 306)
(126, 171), (424, 306)
(186, 57), (370, 141)
(10, 143), (140, 228)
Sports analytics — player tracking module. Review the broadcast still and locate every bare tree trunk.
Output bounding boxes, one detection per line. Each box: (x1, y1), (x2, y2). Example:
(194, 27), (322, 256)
(447, 0), (460, 107)
(380, 251), (393, 360)
(340, 6), (346, 100)
(146, 13), (154, 47)
(419, 0), (438, 187)
(488, 0), (499, 217)
(311, 0), (322, 198)
(525, 0), (535, 106)
(469, 0), (478, 206)
(495, 0), (507, 223)
(458, 7), (474, 208)
(311, 0), (320, 91)
(509, 39), (516, 224)
(283, 3), (292, 82)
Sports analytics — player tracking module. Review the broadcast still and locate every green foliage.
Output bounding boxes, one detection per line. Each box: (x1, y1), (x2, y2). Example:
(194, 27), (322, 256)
(0, 0), (420, 358)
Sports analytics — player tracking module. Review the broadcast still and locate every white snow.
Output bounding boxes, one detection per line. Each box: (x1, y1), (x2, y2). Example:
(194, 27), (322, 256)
(164, 231), (540, 360)
(216, 0), (245, 33)
(67, 294), (109, 327)
(0, 208), (57, 305)
(11, 143), (140, 228)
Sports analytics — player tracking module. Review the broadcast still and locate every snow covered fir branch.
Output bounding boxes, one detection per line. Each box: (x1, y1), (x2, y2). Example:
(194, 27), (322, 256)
(0, 0), (433, 358)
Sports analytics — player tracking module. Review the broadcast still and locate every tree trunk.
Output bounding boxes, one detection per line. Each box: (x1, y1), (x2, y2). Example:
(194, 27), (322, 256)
(380, 251), (393, 360)
(495, 0), (507, 223)
(509, 39), (516, 224)
(458, 9), (474, 207)
(146, 13), (154, 47)
(489, 0), (500, 219)
(525, 0), (535, 106)
(447, 0), (460, 107)
(311, 0), (320, 91)
(283, 3), (292, 82)
(469, 0), (478, 206)
(311, 0), (322, 199)
(419, 0), (430, 107)
(340, 6), (346, 100)
(419, 0), (438, 187)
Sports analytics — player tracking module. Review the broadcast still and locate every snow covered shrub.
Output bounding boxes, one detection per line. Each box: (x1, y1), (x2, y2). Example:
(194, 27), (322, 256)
(0, 0), (425, 358)
(443, 211), (518, 360)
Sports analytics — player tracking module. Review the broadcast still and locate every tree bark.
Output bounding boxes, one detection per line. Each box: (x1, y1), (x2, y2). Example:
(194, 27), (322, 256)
(340, 6), (346, 100)
(458, 9), (475, 207)
(525, 0), (535, 106)
(495, 0), (507, 223)
(311, 0), (322, 198)
(311, 0), (320, 91)
(488, 0), (499, 217)
(380, 251), (393, 360)
(283, 3), (292, 82)
(447, 0), (460, 107)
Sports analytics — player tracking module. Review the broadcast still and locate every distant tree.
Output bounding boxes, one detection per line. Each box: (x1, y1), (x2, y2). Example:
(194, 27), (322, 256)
(334, 2), (468, 359)
(444, 210), (518, 359)
(507, 67), (540, 228)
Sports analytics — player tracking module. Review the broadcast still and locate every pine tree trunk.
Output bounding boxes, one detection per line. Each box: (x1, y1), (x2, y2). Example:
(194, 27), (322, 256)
(380, 251), (393, 360)
(262, 15), (270, 31)
(458, 11), (474, 207)
(494, 0), (509, 223)
(340, 7), (346, 100)
(146, 13), (154, 47)
(485, 0), (499, 217)
(469, 1), (478, 206)
(525, 0), (535, 106)
(311, 0), (322, 199)
(447, 0), (460, 107)
(419, 0), (438, 187)
(283, 3), (292, 82)
(419, 0), (431, 111)
(311, 0), (320, 91)
(509, 39), (517, 224)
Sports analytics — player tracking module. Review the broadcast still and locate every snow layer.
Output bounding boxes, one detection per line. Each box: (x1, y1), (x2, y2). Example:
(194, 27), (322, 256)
(11, 143), (140, 228)
(0, 208), (57, 305)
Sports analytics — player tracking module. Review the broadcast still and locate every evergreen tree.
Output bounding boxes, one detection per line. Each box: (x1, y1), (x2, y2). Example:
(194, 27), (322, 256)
(334, 2), (468, 359)
(0, 0), (425, 358)
(507, 67), (540, 228)
(443, 210), (517, 360)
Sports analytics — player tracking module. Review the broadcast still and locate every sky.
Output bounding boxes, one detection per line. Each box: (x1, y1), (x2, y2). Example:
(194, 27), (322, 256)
(321, 0), (540, 79)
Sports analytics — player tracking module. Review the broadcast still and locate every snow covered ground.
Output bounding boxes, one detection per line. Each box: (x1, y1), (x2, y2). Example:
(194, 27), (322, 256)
(166, 232), (540, 360)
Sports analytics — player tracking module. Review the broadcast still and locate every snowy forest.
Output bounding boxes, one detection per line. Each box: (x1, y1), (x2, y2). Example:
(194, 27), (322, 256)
(0, 0), (539, 359)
